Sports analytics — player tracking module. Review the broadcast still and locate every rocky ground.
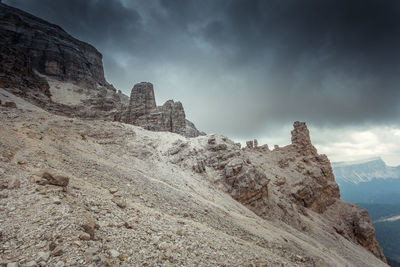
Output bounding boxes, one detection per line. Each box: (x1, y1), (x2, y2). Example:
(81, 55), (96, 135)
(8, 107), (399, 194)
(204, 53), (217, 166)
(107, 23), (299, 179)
(0, 89), (388, 267)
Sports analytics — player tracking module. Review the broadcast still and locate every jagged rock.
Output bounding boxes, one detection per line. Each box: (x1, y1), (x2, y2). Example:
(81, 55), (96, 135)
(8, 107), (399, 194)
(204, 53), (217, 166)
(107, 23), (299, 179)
(254, 139), (258, 148)
(125, 82), (189, 136)
(246, 140), (254, 149)
(291, 121), (317, 156)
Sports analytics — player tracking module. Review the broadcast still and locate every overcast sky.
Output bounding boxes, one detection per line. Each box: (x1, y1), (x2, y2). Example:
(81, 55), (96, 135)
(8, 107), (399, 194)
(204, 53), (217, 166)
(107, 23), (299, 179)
(5, 0), (400, 165)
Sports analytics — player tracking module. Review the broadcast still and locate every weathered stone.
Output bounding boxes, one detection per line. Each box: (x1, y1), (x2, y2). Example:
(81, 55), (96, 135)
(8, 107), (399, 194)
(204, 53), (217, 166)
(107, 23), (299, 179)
(36, 251), (50, 262)
(81, 213), (96, 240)
(79, 232), (91, 241)
(109, 188), (118, 194)
(41, 172), (69, 187)
(112, 196), (126, 209)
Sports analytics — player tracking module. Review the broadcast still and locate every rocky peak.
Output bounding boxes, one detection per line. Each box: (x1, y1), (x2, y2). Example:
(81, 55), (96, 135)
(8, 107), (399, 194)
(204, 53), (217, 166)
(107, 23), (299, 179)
(125, 82), (188, 136)
(126, 82), (156, 124)
(291, 121), (317, 156)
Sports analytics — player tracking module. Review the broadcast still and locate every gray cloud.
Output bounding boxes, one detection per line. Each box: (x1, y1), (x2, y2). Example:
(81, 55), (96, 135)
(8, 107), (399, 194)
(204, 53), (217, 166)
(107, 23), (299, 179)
(4, 0), (400, 139)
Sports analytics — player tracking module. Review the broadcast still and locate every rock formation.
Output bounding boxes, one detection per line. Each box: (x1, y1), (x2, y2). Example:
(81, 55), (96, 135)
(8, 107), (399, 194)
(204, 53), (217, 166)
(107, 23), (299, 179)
(167, 121), (386, 263)
(0, 2), (204, 137)
(125, 82), (189, 136)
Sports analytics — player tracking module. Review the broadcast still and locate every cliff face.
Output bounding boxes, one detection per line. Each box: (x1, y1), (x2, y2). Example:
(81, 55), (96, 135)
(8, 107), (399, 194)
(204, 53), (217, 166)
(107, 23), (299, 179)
(0, 3), (108, 88)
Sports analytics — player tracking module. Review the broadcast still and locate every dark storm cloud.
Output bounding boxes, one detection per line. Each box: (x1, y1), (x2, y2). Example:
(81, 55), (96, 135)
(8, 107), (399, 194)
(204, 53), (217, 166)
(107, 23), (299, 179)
(4, 0), (400, 138)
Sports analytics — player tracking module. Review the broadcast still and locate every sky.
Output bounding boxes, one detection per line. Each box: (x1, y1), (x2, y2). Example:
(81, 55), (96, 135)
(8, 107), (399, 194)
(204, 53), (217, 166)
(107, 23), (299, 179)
(4, 0), (400, 165)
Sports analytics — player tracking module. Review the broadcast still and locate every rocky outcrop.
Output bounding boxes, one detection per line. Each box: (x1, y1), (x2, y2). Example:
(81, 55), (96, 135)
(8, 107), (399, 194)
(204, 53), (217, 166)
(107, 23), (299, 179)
(166, 121), (386, 263)
(125, 82), (194, 136)
(325, 200), (387, 263)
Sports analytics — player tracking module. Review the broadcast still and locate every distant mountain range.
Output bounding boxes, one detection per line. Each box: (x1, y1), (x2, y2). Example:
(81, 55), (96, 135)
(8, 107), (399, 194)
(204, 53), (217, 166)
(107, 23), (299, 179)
(333, 157), (400, 184)
(332, 157), (400, 204)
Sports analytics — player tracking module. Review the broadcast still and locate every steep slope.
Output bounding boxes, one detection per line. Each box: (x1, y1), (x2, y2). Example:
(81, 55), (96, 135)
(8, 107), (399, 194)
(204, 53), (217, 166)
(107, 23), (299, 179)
(0, 96), (387, 266)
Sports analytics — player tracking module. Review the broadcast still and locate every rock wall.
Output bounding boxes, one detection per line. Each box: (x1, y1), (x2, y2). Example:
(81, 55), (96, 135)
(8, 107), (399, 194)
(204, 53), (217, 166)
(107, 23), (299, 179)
(125, 82), (187, 136)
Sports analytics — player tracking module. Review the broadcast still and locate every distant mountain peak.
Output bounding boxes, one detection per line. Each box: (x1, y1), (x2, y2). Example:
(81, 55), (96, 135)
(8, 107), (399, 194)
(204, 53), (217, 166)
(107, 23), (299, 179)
(332, 156), (400, 184)
(333, 157), (384, 167)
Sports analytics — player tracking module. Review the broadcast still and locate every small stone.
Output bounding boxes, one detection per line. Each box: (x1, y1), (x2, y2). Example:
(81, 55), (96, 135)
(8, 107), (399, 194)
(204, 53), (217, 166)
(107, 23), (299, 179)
(85, 247), (99, 257)
(51, 246), (63, 256)
(109, 188), (118, 194)
(81, 212), (96, 240)
(37, 251), (50, 262)
(7, 263), (19, 267)
(53, 198), (61, 205)
(79, 232), (91, 241)
(112, 196), (126, 209)
(55, 261), (65, 267)
(110, 249), (120, 258)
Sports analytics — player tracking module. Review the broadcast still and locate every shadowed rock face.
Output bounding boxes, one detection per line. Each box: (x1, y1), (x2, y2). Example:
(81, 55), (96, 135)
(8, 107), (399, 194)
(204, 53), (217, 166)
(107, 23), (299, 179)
(0, 3), (109, 88)
(126, 82), (187, 136)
